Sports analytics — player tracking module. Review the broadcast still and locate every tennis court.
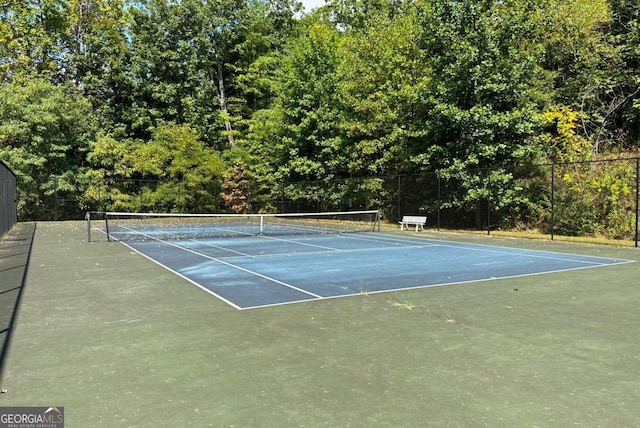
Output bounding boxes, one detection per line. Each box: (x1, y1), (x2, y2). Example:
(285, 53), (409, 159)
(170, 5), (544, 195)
(4, 221), (640, 427)
(91, 211), (632, 310)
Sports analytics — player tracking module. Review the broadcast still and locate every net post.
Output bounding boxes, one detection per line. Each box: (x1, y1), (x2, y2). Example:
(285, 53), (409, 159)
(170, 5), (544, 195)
(259, 214), (264, 235)
(105, 213), (111, 242)
(375, 210), (381, 232)
(85, 212), (91, 242)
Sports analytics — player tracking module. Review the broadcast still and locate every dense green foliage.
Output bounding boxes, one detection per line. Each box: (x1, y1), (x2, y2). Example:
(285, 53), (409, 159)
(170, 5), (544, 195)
(1, 0), (639, 237)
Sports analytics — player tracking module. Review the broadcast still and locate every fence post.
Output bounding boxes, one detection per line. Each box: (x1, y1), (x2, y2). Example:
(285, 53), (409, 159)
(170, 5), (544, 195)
(53, 176), (59, 221)
(281, 180), (285, 213)
(550, 162), (555, 241)
(397, 174), (402, 221)
(437, 171), (441, 232)
(487, 169), (491, 236)
(635, 158), (639, 248)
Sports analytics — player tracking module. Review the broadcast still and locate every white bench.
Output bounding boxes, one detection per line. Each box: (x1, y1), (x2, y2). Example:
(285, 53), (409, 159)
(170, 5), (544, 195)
(399, 215), (427, 232)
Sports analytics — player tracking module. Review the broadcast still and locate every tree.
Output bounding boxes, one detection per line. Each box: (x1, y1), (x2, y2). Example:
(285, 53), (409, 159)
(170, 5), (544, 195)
(417, 0), (552, 226)
(236, 107), (286, 212)
(0, 76), (96, 219)
(274, 19), (346, 209)
(125, 0), (220, 141)
(540, 0), (626, 153)
(0, 0), (68, 80)
(337, 7), (428, 176)
(220, 161), (251, 212)
(277, 19), (342, 180)
(607, 0), (640, 146)
(86, 124), (225, 212)
(64, 0), (132, 134)
(323, 0), (413, 30)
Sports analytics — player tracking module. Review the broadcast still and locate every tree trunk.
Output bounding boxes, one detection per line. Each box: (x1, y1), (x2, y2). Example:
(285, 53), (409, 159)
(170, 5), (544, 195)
(217, 63), (235, 148)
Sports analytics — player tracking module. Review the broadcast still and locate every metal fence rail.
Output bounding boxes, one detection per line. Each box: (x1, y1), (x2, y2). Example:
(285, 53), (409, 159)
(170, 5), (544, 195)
(0, 159), (17, 237)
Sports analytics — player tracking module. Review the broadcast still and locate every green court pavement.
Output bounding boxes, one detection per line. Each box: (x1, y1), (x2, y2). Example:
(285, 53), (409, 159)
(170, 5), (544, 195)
(1, 221), (639, 427)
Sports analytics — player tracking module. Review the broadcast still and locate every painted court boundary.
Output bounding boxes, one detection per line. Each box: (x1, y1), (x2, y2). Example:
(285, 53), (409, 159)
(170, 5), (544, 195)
(96, 228), (635, 310)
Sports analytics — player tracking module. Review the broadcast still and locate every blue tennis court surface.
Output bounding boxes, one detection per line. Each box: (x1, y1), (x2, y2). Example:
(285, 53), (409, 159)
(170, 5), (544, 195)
(119, 233), (632, 310)
(115, 233), (629, 309)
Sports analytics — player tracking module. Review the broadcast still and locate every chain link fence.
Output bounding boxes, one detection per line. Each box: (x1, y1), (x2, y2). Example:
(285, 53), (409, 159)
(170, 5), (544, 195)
(46, 157), (640, 246)
(392, 159), (639, 247)
(251, 158), (640, 247)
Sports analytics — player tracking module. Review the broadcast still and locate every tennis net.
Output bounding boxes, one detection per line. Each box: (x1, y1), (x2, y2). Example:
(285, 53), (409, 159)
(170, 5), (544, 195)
(86, 210), (381, 242)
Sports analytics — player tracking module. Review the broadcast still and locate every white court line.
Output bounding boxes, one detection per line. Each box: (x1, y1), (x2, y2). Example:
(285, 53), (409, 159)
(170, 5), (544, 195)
(184, 231), (435, 260)
(115, 225), (324, 300)
(180, 233), (349, 260)
(97, 225), (634, 310)
(338, 233), (438, 248)
(188, 238), (255, 258)
(258, 234), (346, 251)
(208, 234), (440, 260)
(93, 226), (245, 308)
(341, 232), (635, 266)
(189, 231), (633, 267)
(239, 258), (635, 310)
(117, 240), (244, 310)
(245, 231), (440, 255)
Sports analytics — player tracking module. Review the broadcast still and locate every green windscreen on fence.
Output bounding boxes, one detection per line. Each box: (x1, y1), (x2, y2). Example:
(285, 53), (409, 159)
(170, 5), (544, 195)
(0, 160), (17, 237)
